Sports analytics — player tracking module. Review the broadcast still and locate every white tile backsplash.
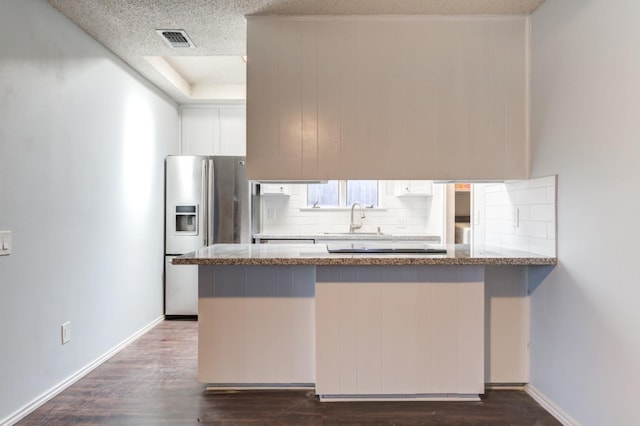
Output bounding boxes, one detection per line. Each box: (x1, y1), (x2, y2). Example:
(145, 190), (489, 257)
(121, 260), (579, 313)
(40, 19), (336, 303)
(260, 181), (444, 238)
(474, 176), (557, 256)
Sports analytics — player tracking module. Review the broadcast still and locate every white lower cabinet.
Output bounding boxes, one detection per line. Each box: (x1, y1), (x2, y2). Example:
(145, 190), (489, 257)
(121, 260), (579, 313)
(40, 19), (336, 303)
(316, 274), (484, 397)
(198, 265), (316, 385)
(199, 264), (487, 396)
(199, 297), (315, 384)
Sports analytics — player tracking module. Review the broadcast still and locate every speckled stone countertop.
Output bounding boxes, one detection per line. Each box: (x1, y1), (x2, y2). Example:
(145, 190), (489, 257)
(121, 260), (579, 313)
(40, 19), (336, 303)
(172, 243), (557, 266)
(253, 233), (440, 242)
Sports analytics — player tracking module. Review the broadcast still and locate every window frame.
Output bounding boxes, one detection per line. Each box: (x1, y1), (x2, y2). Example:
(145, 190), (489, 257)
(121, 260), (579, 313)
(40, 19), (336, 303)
(303, 180), (385, 210)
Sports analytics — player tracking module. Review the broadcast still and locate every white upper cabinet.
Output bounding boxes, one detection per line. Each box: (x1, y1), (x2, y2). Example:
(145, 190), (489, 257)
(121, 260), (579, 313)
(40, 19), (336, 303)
(260, 183), (291, 195)
(246, 16), (529, 181)
(181, 106), (246, 156)
(395, 180), (433, 196)
(181, 107), (220, 156)
(219, 106), (247, 156)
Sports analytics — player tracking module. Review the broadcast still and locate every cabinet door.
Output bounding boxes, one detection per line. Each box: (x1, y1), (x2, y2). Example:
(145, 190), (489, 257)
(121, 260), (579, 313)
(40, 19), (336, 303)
(260, 184), (290, 195)
(181, 107), (220, 155)
(219, 106), (247, 156)
(395, 180), (433, 196)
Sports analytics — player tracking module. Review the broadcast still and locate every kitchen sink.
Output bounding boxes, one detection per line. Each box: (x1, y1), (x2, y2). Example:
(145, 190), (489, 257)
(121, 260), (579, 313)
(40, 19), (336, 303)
(326, 243), (447, 254)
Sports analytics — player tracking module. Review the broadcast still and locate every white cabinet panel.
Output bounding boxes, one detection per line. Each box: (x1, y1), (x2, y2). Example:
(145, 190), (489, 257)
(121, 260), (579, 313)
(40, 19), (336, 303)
(356, 283), (384, 393)
(246, 16), (528, 181)
(484, 266), (530, 384)
(219, 106), (247, 156)
(395, 180), (433, 196)
(198, 298), (246, 383)
(198, 265), (315, 385)
(316, 273), (485, 396)
(381, 283), (418, 394)
(316, 21), (342, 178)
(404, 22), (437, 176)
(456, 281), (486, 393)
(260, 184), (291, 195)
(430, 283), (460, 392)
(246, 19), (279, 178)
(200, 297), (315, 384)
(315, 283), (345, 394)
(181, 106), (247, 156)
(181, 107), (220, 155)
(277, 21), (304, 178)
(415, 282), (434, 392)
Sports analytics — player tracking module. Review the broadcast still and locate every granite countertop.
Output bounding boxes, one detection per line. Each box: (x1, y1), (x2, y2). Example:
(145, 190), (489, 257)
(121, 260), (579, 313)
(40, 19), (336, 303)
(253, 233), (441, 241)
(172, 243), (557, 266)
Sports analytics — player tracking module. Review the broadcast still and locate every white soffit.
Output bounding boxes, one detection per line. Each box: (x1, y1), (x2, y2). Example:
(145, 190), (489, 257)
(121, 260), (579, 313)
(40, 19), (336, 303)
(144, 55), (247, 101)
(164, 56), (246, 85)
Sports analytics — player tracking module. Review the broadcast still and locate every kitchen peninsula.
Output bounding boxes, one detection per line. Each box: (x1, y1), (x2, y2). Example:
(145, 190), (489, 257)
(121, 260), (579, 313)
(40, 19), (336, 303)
(174, 244), (555, 401)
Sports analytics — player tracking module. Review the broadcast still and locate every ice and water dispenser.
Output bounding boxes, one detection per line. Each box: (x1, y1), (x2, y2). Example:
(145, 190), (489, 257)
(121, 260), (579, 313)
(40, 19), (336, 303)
(174, 205), (198, 235)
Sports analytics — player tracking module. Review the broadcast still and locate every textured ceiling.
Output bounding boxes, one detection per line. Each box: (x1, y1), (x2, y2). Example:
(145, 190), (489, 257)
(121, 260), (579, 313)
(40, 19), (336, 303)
(48, 0), (546, 104)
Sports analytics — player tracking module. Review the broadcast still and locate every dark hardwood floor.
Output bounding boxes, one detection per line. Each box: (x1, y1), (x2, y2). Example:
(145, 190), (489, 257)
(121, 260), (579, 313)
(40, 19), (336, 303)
(19, 320), (560, 425)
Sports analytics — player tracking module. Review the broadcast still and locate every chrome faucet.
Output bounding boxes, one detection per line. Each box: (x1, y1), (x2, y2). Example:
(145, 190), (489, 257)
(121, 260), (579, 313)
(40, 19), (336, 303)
(350, 202), (365, 233)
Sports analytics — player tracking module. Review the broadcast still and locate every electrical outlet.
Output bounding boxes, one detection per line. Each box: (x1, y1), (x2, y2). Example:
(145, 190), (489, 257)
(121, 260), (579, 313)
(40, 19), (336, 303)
(266, 208), (276, 221)
(61, 322), (71, 345)
(397, 218), (408, 229)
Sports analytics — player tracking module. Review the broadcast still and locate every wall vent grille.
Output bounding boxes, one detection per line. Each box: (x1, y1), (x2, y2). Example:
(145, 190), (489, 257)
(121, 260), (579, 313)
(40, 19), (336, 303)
(156, 30), (195, 48)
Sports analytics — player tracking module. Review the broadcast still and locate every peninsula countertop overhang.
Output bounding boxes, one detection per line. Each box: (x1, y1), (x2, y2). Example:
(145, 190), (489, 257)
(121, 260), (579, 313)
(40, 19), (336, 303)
(172, 243), (557, 266)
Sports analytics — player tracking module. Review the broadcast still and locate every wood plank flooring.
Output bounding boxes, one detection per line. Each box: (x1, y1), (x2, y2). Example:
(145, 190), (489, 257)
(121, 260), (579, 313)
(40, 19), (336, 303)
(19, 320), (560, 425)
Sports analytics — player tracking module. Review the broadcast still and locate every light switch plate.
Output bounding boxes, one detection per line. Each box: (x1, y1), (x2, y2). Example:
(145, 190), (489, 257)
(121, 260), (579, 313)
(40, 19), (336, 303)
(0, 231), (11, 256)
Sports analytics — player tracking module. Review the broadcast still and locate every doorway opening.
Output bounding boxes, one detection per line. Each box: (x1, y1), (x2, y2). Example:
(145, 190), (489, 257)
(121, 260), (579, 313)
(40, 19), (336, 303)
(454, 183), (471, 244)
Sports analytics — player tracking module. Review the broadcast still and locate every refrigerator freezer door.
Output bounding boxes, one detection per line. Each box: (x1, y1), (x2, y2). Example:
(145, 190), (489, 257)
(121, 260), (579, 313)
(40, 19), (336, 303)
(165, 256), (198, 315)
(165, 156), (208, 254)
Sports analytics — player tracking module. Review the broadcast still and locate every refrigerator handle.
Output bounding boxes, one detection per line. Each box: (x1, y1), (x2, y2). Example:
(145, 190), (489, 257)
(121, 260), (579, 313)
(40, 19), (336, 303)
(207, 158), (215, 245)
(201, 159), (208, 247)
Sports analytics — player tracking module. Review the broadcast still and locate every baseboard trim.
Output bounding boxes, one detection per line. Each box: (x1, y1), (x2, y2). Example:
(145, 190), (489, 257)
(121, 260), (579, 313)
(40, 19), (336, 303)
(1, 316), (164, 426)
(485, 383), (526, 390)
(525, 384), (579, 426)
(206, 383), (315, 392)
(319, 394), (480, 402)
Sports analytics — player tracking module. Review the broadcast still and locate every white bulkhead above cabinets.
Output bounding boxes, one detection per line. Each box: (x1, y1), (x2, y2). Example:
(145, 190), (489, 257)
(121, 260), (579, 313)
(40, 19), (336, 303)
(246, 16), (529, 181)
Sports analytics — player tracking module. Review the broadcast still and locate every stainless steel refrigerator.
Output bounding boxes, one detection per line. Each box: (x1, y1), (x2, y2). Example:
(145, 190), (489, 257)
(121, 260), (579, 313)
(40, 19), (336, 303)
(164, 155), (257, 317)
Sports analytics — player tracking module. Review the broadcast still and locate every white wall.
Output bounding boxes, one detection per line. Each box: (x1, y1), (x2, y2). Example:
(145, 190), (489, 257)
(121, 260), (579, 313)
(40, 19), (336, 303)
(0, 0), (179, 423)
(260, 182), (444, 238)
(530, 1), (640, 424)
(473, 176), (556, 256)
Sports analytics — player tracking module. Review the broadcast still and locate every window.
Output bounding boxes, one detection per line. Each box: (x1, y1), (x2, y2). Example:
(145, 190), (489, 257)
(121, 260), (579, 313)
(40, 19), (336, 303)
(307, 180), (378, 208)
(307, 180), (339, 207)
(346, 180), (378, 207)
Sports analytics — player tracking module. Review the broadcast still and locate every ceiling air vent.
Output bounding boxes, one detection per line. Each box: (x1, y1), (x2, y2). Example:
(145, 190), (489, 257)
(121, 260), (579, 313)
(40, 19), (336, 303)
(156, 29), (195, 48)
